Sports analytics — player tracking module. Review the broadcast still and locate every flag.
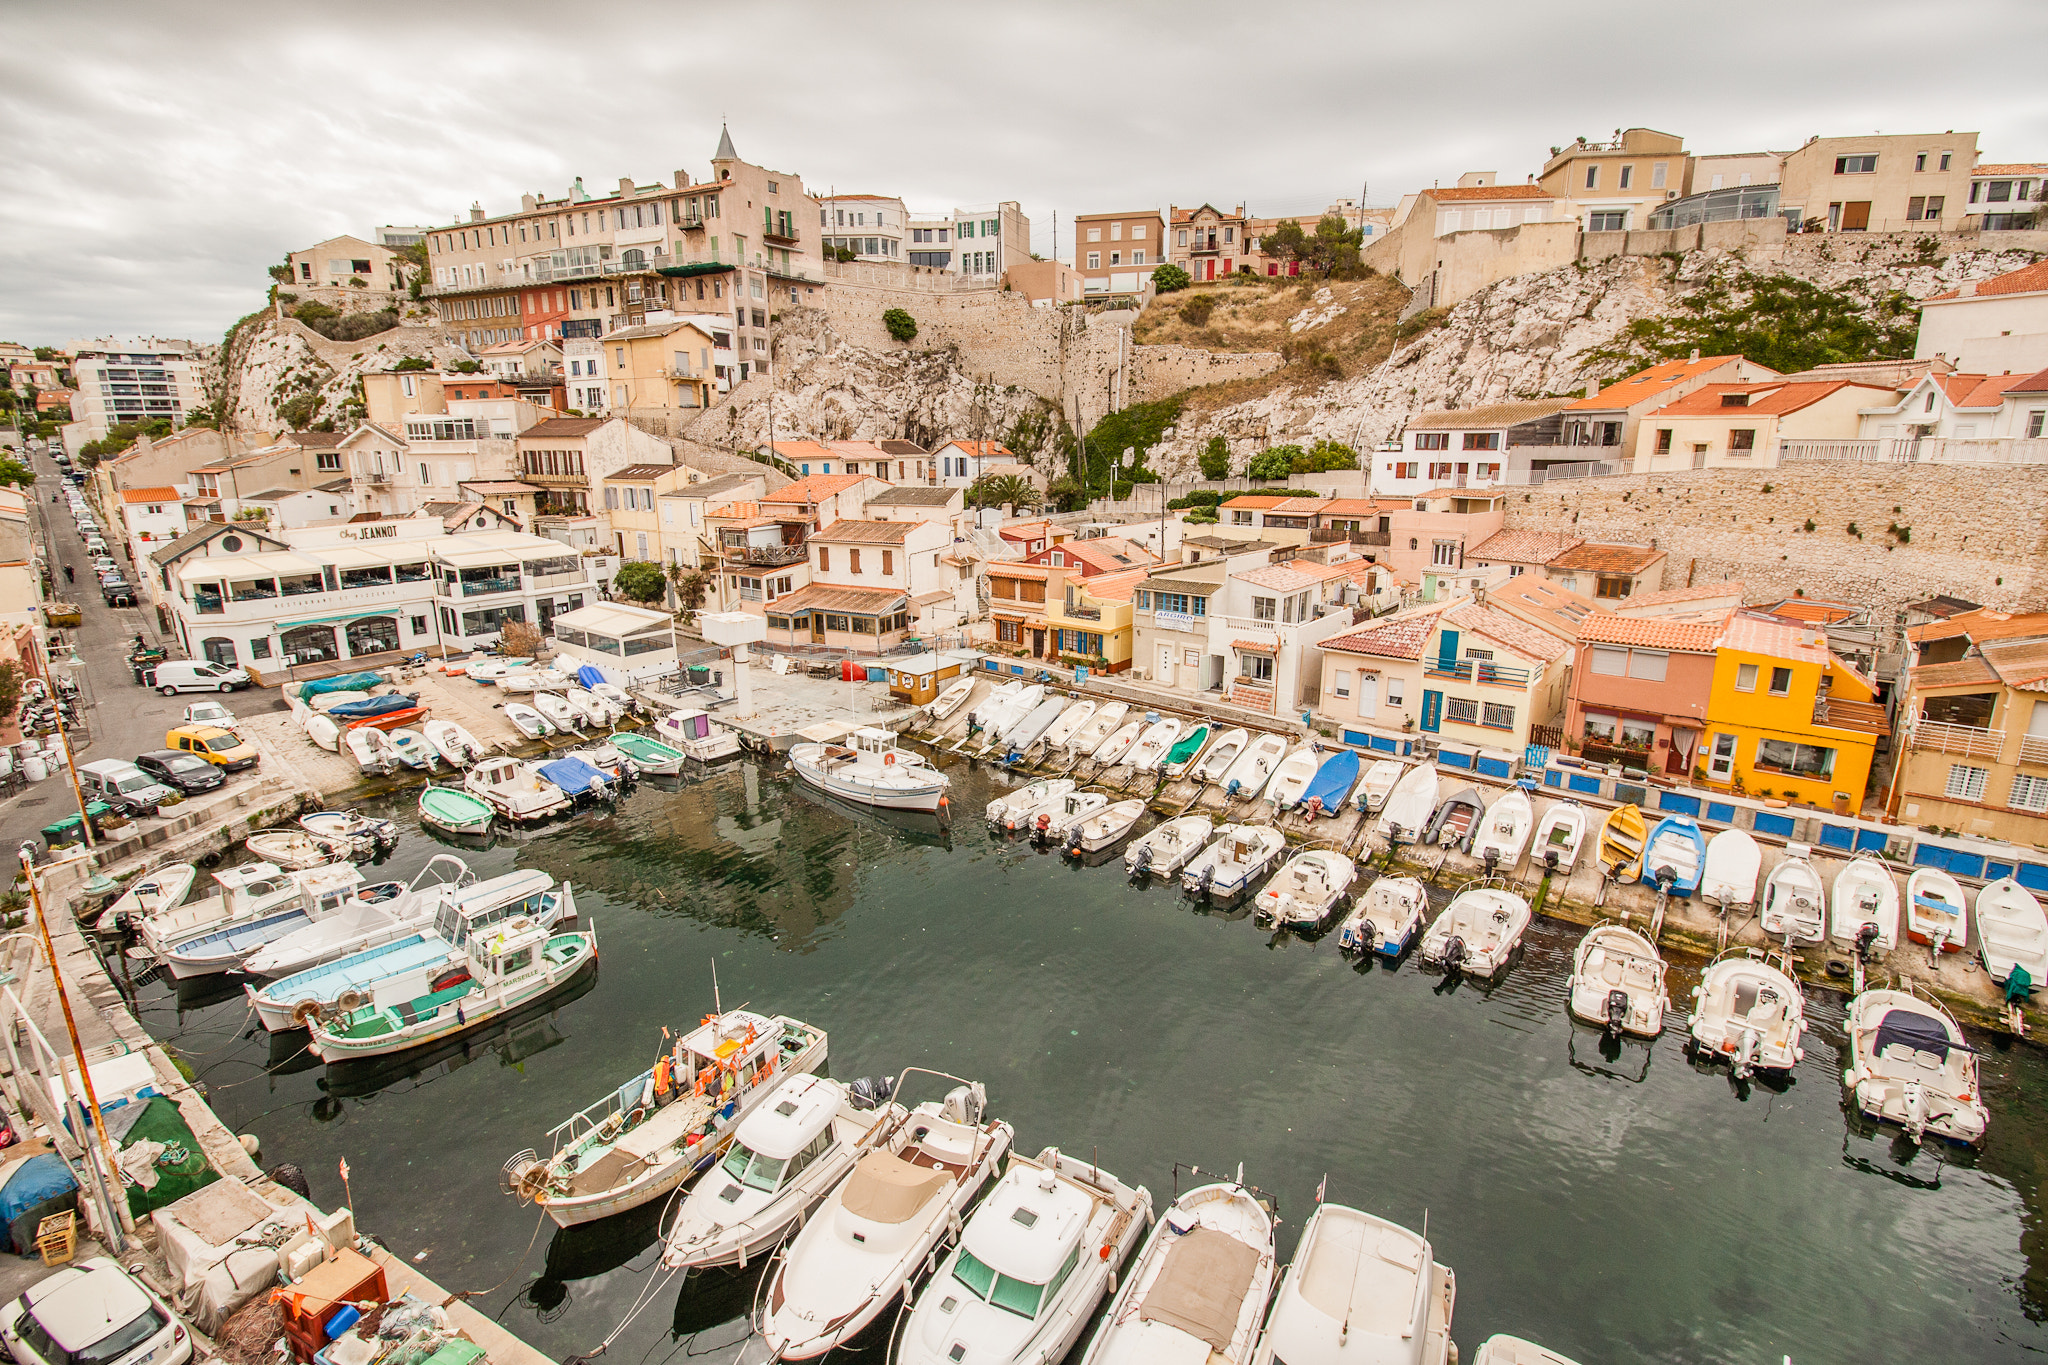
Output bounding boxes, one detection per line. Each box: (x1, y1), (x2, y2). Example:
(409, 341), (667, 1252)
(339, 1157), (351, 1182)
(1315, 1174), (1327, 1205)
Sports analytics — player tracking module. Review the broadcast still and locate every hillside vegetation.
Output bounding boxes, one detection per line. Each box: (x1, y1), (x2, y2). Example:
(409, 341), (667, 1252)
(1135, 275), (1410, 415)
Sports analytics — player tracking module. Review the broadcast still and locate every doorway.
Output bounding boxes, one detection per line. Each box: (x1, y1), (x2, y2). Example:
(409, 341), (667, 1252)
(1706, 732), (1736, 782)
(809, 613), (825, 644)
(1031, 628), (1046, 657)
(1840, 201), (1871, 231)
(202, 637), (237, 668)
(1420, 689), (1443, 732)
(1156, 644), (1176, 687)
(1668, 726), (1698, 777)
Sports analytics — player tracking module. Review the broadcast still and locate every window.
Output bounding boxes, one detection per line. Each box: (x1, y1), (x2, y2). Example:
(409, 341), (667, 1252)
(1110, 251), (1121, 266)
(1414, 432), (1449, 450)
(1735, 662), (1759, 692)
(1087, 252), (1100, 270)
(997, 618), (1020, 644)
(1252, 596), (1276, 621)
(1133, 250), (1147, 265)
(1086, 228), (1101, 242)
(1728, 429), (1755, 454)
(1386, 677), (1405, 707)
(1768, 666), (1792, 696)
(823, 613), (850, 633)
(1585, 166), (1599, 189)
(1924, 196), (1944, 220)
(1942, 763), (1990, 801)
(2009, 773), (2048, 813)
(1619, 165), (1634, 189)
(1461, 432), (1500, 450)
(1482, 701), (1516, 729)
(1626, 649), (1667, 681)
(1940, 151), (1952, 171)
(1654, 428), (1673, 455)
(881, 550), (892, 575)
(316, 451), (342, 471)
(1431, 540), (1458, 568)
(1587, 211), (1627, 232)
(817, 547), (829, 572)
(2029, 411), (2047, 439)
(1241, 654), (1274, 681)
(1333, 670), (1351, 698)
(849, 548), (862, 574)
(1835, 155), (1878, 174)
(1591, 646), (1628, 677)
(1651, 162), (1668, 189)
(1446, 697), (1480, 724)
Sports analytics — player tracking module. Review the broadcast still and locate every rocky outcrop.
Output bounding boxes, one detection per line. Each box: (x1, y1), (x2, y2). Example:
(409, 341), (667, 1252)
(219, 314), (456, 437)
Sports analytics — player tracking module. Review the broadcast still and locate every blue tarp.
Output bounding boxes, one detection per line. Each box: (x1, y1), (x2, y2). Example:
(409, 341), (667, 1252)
(296, 672), (385, 700)
(0, 1153), (78, 1254)
(326, 693), (417, 720)
(538, 757), (610, 796)
(577, 665), (608, 688)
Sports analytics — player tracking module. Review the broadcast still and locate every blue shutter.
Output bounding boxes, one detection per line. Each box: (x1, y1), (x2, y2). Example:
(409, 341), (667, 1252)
(1567, 772), (1603, 795)
(1706, 802), (1737, 824)
(1754, 812), (1797, 838)
(1816, 823), (1855, 851)
(1658, 791), (1701, 815)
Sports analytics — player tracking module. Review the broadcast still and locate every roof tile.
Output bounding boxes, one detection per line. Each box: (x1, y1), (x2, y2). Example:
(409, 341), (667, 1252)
(1550, 542), (1665, 574)
(1468, 529), (1583, 564)
(1577, 609), (1729, 651)
(1322, 608), (1448, 661)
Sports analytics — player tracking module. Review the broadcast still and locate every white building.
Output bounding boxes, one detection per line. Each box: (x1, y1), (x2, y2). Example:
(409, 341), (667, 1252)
(549, 600), (677, 680)
(1915, 259), (2048, 375)
(67, 338), (208, 444)
(1380, 400), (1590, 496)
(562, 339), (609, 414)
(819, 195), (907, 261)
(906, 213), (957, 271)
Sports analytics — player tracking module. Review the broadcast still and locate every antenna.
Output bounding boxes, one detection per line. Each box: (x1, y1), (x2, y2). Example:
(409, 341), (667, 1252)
(711, 957), (722, 1016)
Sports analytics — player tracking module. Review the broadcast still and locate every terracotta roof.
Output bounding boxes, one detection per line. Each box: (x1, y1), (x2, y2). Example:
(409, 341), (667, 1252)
(119, 486), (180, 503)
(998, 519), (1055, 540)
(1982, 638), (2048, 692)
(1405, 399), (1574, 430)
(1720, 611), (1834, 666)
(1577, 609), (1729, 651)
(1233, 638), (1278, 652)
(1265, 496), (1333, 514)
(1083, 567), (1149, 602)
(282, 429), (346, 448)
(604, 464), (677, 481)
(865, 486), (960, 506)
(1047, 538), (1155, 572)
(1468, 529), (1583, 565)
(661, 472), (760, 500)
(521, 417), (608, 437)
(941, 440), (1013, 457)
(760, 472), (871, 505)
(1322, 608), (1448, 661)
(1550, 542), (1665, 575)
(1282, 558), (1358, 582)
(1907, 607), (2048, 645)
(1443, 601), (1567, 663)
(1613, 580), (1746, 611)
(1486, 576), (1598, 640)
(1232, 564), (1319, 591)
(1924, 259), (2048, 301)
(1316, 498), (1404, 517)
(1951, 373), (2040, 408)
(1567, 356), (1756, 411)
(1218, 495), (1292, 509)
(878, 439), (927, 455)
(1973, 164), (2048, 176)
(1997, 366), (2048, 395)
(811, 518), (915, 544)
(1426, 185), (1556, 202)
(1904, 594), (1982, 618)
(1759, 598), (1859, 625)
(1651, 380), (1892, 418)
(987, 561), (1058, 579)
(1911, 656), (2000, 688)
(768, 582), (906, 614)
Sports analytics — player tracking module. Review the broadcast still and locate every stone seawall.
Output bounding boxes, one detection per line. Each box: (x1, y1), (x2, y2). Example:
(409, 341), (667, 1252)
(1502, 464), (2048, 609)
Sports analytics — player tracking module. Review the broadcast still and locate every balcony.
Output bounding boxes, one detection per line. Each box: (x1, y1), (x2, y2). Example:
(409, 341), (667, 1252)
(2020, 734), (2048, 766)
(722, 543), (806, 566)
(1310, 527), (1393, 546)
(762, 227), (800, 246)
(1059, 604), (1103, 621)
(1424, 658), (1534, 688)
(679, 216), (705, 232)
(183, 579), (433, 624)
(448, 575), (522, 598)
(1780, 437), (2048, 467)
(1910, 719), (2004, 760)
(1187, 239), (1222, 255)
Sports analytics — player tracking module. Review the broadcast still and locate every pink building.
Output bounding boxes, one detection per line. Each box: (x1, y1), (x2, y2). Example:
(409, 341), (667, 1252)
(1564, 608), (1728, 777)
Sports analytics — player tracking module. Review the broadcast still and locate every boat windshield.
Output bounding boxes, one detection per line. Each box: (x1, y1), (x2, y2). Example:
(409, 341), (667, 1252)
(951, 1248), (1061, 1319)
(720, 1142), (787, 1192)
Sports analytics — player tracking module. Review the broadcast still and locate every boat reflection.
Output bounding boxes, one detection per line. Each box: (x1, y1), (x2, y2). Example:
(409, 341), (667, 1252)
(320, 962), (596, 1099)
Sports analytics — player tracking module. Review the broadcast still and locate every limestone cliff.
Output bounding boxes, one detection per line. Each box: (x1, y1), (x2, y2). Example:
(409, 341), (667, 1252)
(216, 314), (458, 437)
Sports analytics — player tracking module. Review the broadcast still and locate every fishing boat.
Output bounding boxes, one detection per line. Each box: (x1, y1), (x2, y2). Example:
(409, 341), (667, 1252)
(1262, 746), (1320, 811)
(986, 778), (1074, 831)
(1254, 850), (1356, 926)
(1128, 717), (1185, 773)
(1701, 828), (1762, 909)
(138, 862), (302, 956)
(653, 709), (742, 760)
(419, 785), (494, 836)
(1192, 726), (1249, 784)
(1077, 1172), (1276, 1365)
(568, 740), (637, 787)
(895, 1148), (1151, 1365)
(1069, 701), (1130, 757)
(612, 731), (690, 776)
(1418, 884), (1533, 980)
(1004, 695), (1071, 755)
(1181, 824), (1287, 900)
(1760, 843), (1826, 943)
(533, 692), (584, 733)
(505, 702), (554, 740)
(1033, 790), (1110, 844)
(1065, 799), (1146, 855)
(248, 868), (568, 1031)
(507, 1009), (828, 1227)
(1905, 867), (1969, 954)
(242, 855), (478, 980)
(245, 828), (347, 871)
(988, 685), (1047, 743)
(1248, 1204), (1455, 1365)
(160, 863), (390, 980)
(1375, 761), (1439, 843)
(345, 725), (397, 776)
(466, 657), (533, 684)
(1639, 815), (1705, 898)
(1470, 787), (1534, 872)
(300, 809), (399, 855)
(1831, 856), (1900, 953)
(1471, 1338), (1587, 1365)
(1125, 814), (1213, 878)
(1336, 875), (1429, 957)
(1843, 988), (1988, 1145)
(789, 727), (950, 812)
(1566, 922), (1670, 1038)
(1221, 732), (1289, 800)
(424, 719), (487, 767)
(752, 1075), (1014, 1360)
(308, 912), (596, 1065)
(465, 755), (572, 823)
(1686, 947), (1807, 1078)
(1529, 800), (1586, 874)
(1159, 723), (1213, 779)
(1594, 804), (1647, 882)
(1091, 720), (1146, 767)
(1423, 785), (1484, 852)
(926, 675), (976, 722)
(93, 863), (196, 933)
(304, 711), (342, 753)
(659, 1072), (880, 1270)
(1976, 878), (2047, 994)
(1355, 758), (1403, 813)
(1298, 749), (1361, 817)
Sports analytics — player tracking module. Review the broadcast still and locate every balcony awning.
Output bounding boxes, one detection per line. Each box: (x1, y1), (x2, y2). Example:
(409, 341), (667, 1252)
(275, 605), (413, 629)
(657, 261), (737, 279)
(1232, 639), (1277, 653)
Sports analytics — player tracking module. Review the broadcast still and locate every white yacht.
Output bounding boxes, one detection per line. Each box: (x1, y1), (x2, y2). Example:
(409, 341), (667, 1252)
(926, 675), (977, 723)
(1255, 850), (1357, 927)
(1090, 719), (1146, 767)
(1417, 885), (1532, 980)
(1125, 814), (1212, 877)
(1182, 825), (1287, 901)
(1004, 695), (1072, 752)
(1470, 1337), (1587, 1365)
(158, 863), (383, 980)
(1842, 988), (1988, 1145)
(1687, 948), (1807, 1078)
(1249, 1204), (1455, 1365)
(424, 719), (487, 767)
(1336, 876), (1430, 958)
(1565, 922), (1669, 1038)
(95, 863), (196, 933)
(653, 710), (743, 762)
(465, 755), (571, 823)
(986, 778), (1074, 831)
(1470, 787), (1533, 872)
(1079, 1175), (1276, 1365)
(789, 728), (950, 813)
(988, 685), (1048, 743)
(896, 1148), (1152, 1365)
(1760, 844), (1826, 944)
(1905, 867), (1968, 954)
(138, 862), (302, 956)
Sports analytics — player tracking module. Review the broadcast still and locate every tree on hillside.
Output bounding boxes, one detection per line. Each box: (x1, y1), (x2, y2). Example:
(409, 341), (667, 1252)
(1247, 447), (1299, 480)
(612, 560), (669, 604)
(1151, 264), (1191, 293)
(0, 458), (34, 490)
(1198, 436), (1230, 480)
(1260, 216), (1366, 278)
(1581, 269), (1920, 379)
(1044, 475), (1085, 512)
(883, 308), (918, 342)
(1301, 438), (1358, 471)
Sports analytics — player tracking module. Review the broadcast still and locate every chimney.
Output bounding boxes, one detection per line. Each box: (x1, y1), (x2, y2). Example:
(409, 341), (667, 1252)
(469, 203), (485, 222)
(619, 177), (635, 196)
(1689, 348), (1700, 362)
(521, 193), (537, 212)
(674, 170), (691, 188)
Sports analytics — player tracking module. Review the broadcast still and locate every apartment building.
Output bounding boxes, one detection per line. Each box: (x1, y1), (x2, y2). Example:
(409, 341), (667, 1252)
(1631, 380), (1896, 471)
(514, 415), (675, 516)
(702, 473), (887, 616)
(287, 235), (404, 291)
(603, 463), (694, 563)
(1916, 259), (2048, 375)
(1130, 548), (1361, 714)
(1776, 132), (1979, 233)
(1561, 356), (1780, 458)
(1564, 609), (1722, 776)
(67, 338), (207, 444)
(1964, 163), (2047, 231)
(1074, 211), (1165, 297)
(1538, 129), (1693, 231)
(819, 195), (907, 261)
(659, 470), (776, 570)
(1167, 204), (1248, 282)
(1896, 610), (2048, 841)
(1383, 399), (1583, 495)
(1701, 612), (1886, 811)
(954, 202), (1032, 281)
(1413, 600), (1573, 755)
(600, 317), (727, 417)
(763, 518), (957, 653)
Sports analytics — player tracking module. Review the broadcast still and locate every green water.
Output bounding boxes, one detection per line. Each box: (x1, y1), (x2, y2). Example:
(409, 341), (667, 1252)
(134, 760), (2048, 1364)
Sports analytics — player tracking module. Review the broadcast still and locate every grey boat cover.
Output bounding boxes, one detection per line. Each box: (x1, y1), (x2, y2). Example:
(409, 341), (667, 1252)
(1139, 1225), (1261, 1350)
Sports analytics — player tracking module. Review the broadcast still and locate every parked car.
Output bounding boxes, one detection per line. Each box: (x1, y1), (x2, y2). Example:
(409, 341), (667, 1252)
(181, 699), (236, 726)
(164, 724), (260, 771)
(134, 748), (226, 795)
(0, 1257), (193, 1365)
(76, 759), (179, 817)
(102, 581), (137, 608)
(149, 660), (251, 694)
(91, 556), (116, 573)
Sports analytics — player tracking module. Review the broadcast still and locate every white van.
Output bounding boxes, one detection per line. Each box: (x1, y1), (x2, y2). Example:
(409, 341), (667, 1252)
(77, 759), (178, 817)
(149, 660), (252, 694)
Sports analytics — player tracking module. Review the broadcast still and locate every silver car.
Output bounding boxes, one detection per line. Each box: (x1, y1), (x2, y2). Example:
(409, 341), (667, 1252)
(0, 1257), (193, 1365)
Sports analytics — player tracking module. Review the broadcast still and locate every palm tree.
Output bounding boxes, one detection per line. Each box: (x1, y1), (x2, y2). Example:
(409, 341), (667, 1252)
(967, 473), (1040, 511)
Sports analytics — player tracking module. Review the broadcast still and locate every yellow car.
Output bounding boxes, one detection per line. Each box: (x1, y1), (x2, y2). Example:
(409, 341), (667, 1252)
(164, 724), (260, 772)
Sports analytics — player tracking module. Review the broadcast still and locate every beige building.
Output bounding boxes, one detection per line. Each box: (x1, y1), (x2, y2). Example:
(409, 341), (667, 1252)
(1895, 610), (2048, 843)
(514, 415), (675, 516)
(1539, 129), (1693, 232)
(819, 194), (907, 262)
(1075, 211), (1165, 297)
(1560, 355), (1780, 458)
(287, 235), (404, 292)
(601, 318), (723, 418)
(1167, 204), (1250, 282)
(1776, 132), (1979, 232)
(1633, 379), (1898, 471)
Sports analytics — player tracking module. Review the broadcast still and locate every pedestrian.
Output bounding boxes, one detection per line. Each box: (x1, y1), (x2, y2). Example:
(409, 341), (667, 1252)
(62, 565), (73, 584)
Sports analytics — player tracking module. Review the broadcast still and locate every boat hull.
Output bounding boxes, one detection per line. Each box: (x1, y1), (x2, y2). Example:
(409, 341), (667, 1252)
(312, 936), (596, 1063)
(791, 757), (947, 812)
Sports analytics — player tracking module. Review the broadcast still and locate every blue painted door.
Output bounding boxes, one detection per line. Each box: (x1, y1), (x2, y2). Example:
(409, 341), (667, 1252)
(1437, 629), (1460, 670)
(1420, 689), (1443, 732)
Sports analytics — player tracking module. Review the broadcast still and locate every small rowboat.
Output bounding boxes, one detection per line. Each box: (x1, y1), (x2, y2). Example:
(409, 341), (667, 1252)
(613, 732), (689, 775)
(1596, 803), (1647, 881)
(420, 785), (494, 836)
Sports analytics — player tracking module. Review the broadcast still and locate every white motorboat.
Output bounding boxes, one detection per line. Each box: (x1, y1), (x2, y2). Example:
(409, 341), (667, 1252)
(1249, 1203), (1455, 1365)
(653, 710), (743, 761)
(1687, 948), (1807, 1078)
(988, 684), (1047, 742)
(1529, 800), (1586, 874)
(137, 862), (300, 956)
(559, 689), (610, 729)
(245, 828), (347, 871)
(1181, 824), (1287, 901)
(159, 863), (389, 980)
(425, 719), (488, 767)
(505, 702), (554, 740)
(1355, 758), (1404, 813)
(753, 1075), (1014, 1360)
(1418, 885), (1533, 980)
(970, 679), (1027, 733)
(1193, 726), (1250, 784)
(1065, 799), (1146, 855)
(496, 668), (544, 694)
(660, 1073), (881, 1271)
(1033, 790), (1110, 844)
(1976, 877), (2048, 993)
(1566, 921), (1670, 1038)
(242, 854), (476, 981)
(1078, 1174), (1275, 1365)
(1842, 988), (1989, 1145)
(896, 1148), (1152, 1365)
(1160, 724), (1213, 780)
(987, 778), (1073, 831)
(345, 725), (398, 775)
(926, 675), (977, 722)
(300, 809), (399, 856)
(1336, 876), (1430, 958)
(1701, 828), (1762, 909)
(386, 727), (441, 771)
(1220, 731), (1289, 800)
(1004, 695), (1071, 753)
(510, 1010), (829, 1228)
(1128, 718), (1185, 774)
(1255, 850), (1356, 926)
(1471, 1337), (1587, 1365)
(1760, 843), (1826, 944)
(466, 657), (533, 684)
(1905, 867), (1969, 954)
(1091, 720), (1146, 767)
(1470, 787), (1534, 872)
(1069, 701), (1130, 756)
(465, 754), (571, 822)
(1261, 746), (1319, 811)
(790, 727), (950, 812)
(1125, 815), (1213, 878)
(590, 681), (638, 717)
(1375, 761), (1439, 843)
(304, 711), (342, 753)
(1832, 855), (1900, 953)
(94, 863), (196, 933)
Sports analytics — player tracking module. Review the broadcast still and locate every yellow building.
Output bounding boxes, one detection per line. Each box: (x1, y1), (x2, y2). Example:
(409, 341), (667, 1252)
(602, 319), (722, 416)
(1701, 612), (1887, 812)
(1048, 566), (1145, 673)
(1891, 609), (2048, 843)
(602, 463), (691, 562)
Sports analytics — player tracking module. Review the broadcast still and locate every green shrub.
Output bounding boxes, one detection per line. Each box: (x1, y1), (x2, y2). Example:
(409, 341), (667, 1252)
(1112, 479), (1134, 500)
(394, 356), (432, 372)
(1247, 447), (1300, 480)
(1167, 490), (1225, 510)
(1151, 264), (1191, 293)
(612, 560), (669, 603)
(1180, 295), (1216, 328)
(292, 301), (338, 323)
(883, 308), (918, 342)
(1198, 435), (1230, 480)
(278, 392), (320, 428)
(1184, 508), (1219, 524)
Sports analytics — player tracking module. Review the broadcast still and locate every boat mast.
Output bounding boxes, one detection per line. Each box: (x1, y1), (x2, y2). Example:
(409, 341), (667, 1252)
(711, 957), (722, 1017)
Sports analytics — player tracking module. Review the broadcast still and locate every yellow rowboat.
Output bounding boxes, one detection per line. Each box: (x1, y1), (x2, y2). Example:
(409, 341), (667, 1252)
(1597, 803), (1647, 881)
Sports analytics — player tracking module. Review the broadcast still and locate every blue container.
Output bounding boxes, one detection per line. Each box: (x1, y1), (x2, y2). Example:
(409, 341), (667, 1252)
(324, 1305), (361, 1340)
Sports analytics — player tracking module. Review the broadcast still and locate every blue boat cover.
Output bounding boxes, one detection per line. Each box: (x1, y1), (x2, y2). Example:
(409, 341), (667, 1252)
(327, 693), (417, 719)
(298, 672), (386, 699)
(1302, 750), (1362, 809)
(0, 1153), (77, 1253)
(577, 664), (609, 688)
(539, 757), (610, 795)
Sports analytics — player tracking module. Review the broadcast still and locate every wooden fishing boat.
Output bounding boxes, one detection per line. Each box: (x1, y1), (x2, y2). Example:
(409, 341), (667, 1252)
(1595, 803), (1646, 881)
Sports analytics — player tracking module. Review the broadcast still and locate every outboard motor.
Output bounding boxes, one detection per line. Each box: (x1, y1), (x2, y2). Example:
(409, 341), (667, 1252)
(1855, 921), (1881, 961)
(1226, 779), (1242, 798)
(1483, 846), (1501, 875)
(1441, 935), (1467, 974)
(1198, 863), (1217, 898)
(1731, 1026), (1759, 1080)
(1063, 826), (1084, 855)
(1130, 844), (1153, 876)
(1357, 920), (1378, 955)
(1603, 988), (1630, 1036)
(1544, 848), (1561, 872)
(849, 1075), (896, 1111)
(1654, 862), (1677, 893)
(939, 1081), (986, 1126)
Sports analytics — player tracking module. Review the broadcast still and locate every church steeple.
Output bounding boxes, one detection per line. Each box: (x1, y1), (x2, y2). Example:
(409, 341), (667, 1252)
(714, 123), (737, 161)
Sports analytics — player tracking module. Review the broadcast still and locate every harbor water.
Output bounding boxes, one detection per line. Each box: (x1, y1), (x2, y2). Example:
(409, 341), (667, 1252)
(133, 759), (2048, 1364)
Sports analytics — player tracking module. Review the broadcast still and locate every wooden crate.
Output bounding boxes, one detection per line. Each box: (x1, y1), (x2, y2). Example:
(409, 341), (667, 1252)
(35, 1211), (77, 1266)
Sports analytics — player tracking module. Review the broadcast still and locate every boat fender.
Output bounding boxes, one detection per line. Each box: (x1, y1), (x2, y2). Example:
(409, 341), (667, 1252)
(640, 1076), (656, 1109)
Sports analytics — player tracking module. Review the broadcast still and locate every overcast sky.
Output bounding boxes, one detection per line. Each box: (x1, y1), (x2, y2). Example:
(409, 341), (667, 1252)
(4, 0), (2044, 347)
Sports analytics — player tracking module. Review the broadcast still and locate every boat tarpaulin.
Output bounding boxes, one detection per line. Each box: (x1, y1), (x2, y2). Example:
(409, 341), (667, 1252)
(118, 1096), (220, 1217)
(0, 1152), (78, 1253)
(841, 1150), (948, 1224)
(538, 757), (611, 795)
(577, 664), (610, 688)
(1139, 1225), (1261, 1351)
(1164, 725), (1209, 765)
(1871, 1008), (1972, 1061)
(295, 672), (386, 700)
(327, 693), (418, 720)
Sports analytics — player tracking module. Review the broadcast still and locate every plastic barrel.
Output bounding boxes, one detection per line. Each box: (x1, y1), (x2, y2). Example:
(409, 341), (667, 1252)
(23, 755), (46, 782)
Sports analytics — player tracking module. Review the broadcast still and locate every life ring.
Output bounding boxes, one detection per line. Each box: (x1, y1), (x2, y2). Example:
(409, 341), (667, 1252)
(884, 753), (896, 765)
(336, 989), (366, 1013)
(624, 1106), (647, 1129)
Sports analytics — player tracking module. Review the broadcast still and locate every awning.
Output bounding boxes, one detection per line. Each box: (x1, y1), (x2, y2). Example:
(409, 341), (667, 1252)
(275, 606), (411, 629)
(657, 261), (738, 279)
(1233, 639), (1277, 653)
